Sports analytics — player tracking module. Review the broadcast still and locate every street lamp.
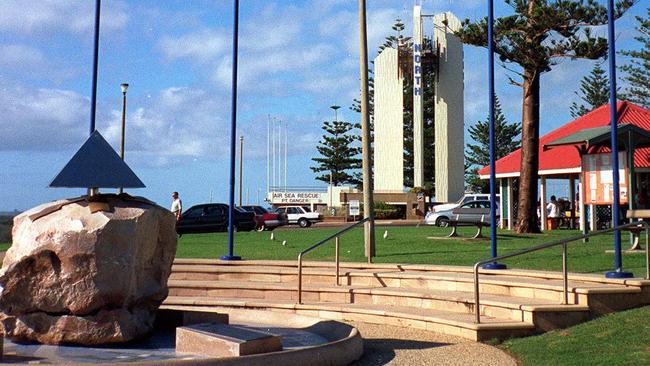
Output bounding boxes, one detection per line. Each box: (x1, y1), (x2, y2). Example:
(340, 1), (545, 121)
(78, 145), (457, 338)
(118, 82), (129, 194)
(330, 105), (341, 122)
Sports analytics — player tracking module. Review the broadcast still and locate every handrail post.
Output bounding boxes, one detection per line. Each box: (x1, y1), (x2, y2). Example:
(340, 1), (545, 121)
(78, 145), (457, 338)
(335, 236), (340, 286)
(298, 253), (303, 304)
(562, 242), (568, 305)
(474, 263), (481, 324)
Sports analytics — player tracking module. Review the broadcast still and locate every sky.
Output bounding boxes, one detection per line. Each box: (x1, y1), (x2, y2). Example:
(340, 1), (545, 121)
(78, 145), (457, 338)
(0, 0), (647, 212)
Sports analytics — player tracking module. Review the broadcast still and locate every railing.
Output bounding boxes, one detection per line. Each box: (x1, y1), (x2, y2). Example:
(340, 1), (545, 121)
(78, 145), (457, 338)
(297, 217), (370, 304)
(473, 221), (650, 323)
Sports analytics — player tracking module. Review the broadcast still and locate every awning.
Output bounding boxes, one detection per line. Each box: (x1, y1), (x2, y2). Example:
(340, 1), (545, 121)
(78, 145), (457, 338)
(544, 124), (650, 150)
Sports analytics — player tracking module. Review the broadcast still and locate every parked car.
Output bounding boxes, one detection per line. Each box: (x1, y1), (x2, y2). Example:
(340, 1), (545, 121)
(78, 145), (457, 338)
(176, 203), (257, 235)
(425, 200), (498, 227)
(433, 193), (500, 213)
(240, 205), (286, 231)
(274, 206), (322, 228)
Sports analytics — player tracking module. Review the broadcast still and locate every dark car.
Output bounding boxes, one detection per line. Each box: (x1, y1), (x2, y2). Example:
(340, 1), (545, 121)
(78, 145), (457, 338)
(176, 203), (256, 235)
(240, 205), (287, 231)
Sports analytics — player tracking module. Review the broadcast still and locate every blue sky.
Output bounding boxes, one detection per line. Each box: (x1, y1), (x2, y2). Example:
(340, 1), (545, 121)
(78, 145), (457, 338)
(0, 0), (647, 211)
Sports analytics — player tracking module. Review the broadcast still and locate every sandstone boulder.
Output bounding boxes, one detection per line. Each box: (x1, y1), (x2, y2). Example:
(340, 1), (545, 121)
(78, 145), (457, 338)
(0, 195), (177, 345)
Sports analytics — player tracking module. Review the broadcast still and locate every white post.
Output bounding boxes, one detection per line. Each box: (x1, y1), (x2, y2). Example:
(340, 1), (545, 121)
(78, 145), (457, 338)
(507, 178), (514, 230)
(272, 117), (276, 190)
(499, 179), (504, 228)
(540, 177), (547, 231)
(267, 115), (271, 195)
(579, 175), (586, 231)
(590, 204), (596, 231)
(284, 121), (288, 191)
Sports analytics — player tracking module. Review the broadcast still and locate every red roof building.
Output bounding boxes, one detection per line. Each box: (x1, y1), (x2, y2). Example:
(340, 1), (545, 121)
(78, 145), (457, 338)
(479, 102), (650, 179)
(477, 102), (650, 231)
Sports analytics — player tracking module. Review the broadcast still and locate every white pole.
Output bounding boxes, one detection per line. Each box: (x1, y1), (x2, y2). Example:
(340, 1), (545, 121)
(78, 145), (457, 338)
(272, 117), (276, 190)
(267, 115), (271, 196)
(284, 122), (289, 192)
(277, 120), (282, 191)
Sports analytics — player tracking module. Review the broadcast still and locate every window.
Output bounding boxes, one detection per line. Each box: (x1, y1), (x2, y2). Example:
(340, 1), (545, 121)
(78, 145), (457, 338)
(183, 207), (203, 218)
(288, 207), (300, 214)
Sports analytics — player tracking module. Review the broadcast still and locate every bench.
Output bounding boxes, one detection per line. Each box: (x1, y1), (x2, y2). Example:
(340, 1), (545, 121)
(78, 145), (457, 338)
(447, 214), (490, 239)
(624, 210), (650, 251)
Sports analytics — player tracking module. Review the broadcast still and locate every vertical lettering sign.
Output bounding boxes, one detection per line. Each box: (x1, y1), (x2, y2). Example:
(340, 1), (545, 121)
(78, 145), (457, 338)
(413, 42), (422, 96)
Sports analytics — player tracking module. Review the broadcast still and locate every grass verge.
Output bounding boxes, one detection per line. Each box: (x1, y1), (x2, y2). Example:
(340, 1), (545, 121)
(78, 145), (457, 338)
(502, 305), (650, 366)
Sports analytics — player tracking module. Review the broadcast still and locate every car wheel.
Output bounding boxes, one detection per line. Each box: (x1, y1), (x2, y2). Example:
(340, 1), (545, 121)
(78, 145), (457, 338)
(436, 217), (450, 227)
(298, 218), (309, 228)
(256, 224), (266, 232)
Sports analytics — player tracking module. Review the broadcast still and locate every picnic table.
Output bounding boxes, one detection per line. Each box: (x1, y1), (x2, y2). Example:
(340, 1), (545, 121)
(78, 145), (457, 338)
(624, 209), (650, 251)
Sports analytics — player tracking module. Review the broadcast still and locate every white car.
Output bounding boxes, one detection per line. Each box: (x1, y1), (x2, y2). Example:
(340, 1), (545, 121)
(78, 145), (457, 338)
(275, 206), (322, 228)
(433, 193), (500, 213)
(425, 200), (498, 227)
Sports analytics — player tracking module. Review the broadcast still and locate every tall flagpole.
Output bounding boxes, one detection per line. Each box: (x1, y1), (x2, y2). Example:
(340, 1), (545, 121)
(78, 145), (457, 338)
(223, 0), (241, 261)
(605, 0), (632, 278)
(267, 115), (271, 198)
(483, 0), (506, 270)
(284, 121), (288, 191)
(89, 0), (101, 135)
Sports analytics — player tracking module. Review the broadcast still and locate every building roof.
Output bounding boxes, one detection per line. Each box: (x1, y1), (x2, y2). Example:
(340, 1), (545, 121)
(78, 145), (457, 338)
(50, 130), (146, 188)
(478, 102), (650, 178)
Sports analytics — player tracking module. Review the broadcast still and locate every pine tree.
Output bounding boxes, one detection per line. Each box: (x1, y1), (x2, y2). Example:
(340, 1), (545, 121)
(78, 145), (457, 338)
(458, 0), (636, 233)
(620, 8), (650, 109)
(570, 63), (610, 118)
(465, 96), (522, 193)
(310, 119), (361, 186)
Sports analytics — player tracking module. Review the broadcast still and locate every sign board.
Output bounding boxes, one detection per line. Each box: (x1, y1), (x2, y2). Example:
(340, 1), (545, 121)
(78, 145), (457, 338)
(417, 192), (424, 202)
(581, 152), (628, 205)
(349, 200), (360, 216)
(269, 191), (326, 205)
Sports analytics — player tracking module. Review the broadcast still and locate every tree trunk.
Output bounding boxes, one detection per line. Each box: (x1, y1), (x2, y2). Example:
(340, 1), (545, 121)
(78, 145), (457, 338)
(516, 68), (541, 233)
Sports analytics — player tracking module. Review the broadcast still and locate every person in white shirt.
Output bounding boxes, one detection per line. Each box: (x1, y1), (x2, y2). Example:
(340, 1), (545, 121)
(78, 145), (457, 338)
(171, 191), (182, 222)
(547, 195), (560, 218)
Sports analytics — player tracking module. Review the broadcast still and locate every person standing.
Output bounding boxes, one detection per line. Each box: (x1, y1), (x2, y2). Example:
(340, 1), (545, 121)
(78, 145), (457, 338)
(171, 191), (183, 222)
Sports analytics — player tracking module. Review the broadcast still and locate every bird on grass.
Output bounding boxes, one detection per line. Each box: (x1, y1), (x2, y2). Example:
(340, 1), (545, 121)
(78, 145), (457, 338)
(282, 240), (287, 246)
(270, 232), (275, 241)
(383, 230), (389, 239)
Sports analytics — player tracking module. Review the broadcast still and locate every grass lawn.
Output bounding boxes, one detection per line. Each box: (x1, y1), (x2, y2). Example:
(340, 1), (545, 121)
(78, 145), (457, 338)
(503, 305), (650, 366)
(175, 225), (648, 275)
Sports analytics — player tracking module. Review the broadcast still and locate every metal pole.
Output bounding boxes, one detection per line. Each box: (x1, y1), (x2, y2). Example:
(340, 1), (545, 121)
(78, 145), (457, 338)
(223, 0), (241, 261)
(298, 253), (303, 304)
(267, 115), (271, 197)
(335, 236), (340, 286)
(359, 0), (375, 262)
(605, 0), (631, 278)
(272, 117), (276, 190)
(89, 0), (101, 135)
(239, 135), (243, 207)
(483, 0), (505, 270)
(562, 242), (568, 304)
(284, 122), (287, 191)
(118, 83), (127, 194)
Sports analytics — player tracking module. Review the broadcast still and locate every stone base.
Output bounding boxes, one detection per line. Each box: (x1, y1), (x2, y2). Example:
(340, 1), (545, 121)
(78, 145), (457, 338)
(176, 323), (282, 358)
(155, 309), (229, 330)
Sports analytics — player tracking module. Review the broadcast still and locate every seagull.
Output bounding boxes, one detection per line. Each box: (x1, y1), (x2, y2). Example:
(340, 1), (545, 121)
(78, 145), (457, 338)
(383, 230), (389, 239)
(270, 232), (275, 241)
(282, 240), (287, 246)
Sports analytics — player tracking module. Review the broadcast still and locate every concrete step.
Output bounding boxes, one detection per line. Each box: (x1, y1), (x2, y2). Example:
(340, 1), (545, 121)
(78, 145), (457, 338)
(162, 296), (537, 342)
(170, 262), (646, 307)
(167, 279), (591, 325)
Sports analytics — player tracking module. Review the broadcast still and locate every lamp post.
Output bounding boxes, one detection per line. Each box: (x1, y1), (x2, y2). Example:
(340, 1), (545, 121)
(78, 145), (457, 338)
(359, 0), (375, 262)
(118, 83), (129, 195)
(330, 105), (341, 122)
(329, 105), (340, 210)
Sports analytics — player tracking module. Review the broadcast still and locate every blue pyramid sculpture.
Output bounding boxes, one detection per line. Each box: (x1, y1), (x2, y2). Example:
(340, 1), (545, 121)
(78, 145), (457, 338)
(50, 130), (145, 188)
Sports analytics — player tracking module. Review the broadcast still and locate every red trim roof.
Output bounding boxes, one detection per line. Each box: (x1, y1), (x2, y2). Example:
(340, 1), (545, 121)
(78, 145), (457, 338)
(478, 102), (650, 177)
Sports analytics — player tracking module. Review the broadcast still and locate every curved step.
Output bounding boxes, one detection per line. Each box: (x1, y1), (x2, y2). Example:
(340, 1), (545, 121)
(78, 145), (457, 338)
(162, 296), (536, 342)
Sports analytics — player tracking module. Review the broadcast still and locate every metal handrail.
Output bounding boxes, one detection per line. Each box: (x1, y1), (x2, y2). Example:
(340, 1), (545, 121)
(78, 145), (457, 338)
(297, 217), (370, 304)
(473, 221), (650, 323)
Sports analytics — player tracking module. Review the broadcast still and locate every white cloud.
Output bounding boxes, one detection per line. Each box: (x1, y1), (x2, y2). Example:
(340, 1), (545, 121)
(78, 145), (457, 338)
(0, 0), (128, 34)
(159, 29), (229, 63)
(0, 87), (88, 150)
(0, 45), (46, 70)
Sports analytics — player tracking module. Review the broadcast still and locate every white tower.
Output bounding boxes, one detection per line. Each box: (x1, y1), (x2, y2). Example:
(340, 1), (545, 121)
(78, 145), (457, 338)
(373, 47), (404, 192)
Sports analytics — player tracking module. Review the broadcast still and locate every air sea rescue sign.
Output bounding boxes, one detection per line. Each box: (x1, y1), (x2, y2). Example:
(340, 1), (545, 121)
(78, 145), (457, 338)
(271, 191), (325, 204)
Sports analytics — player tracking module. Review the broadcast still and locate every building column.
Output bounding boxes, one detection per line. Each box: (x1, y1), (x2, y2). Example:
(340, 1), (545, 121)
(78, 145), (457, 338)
(507, 178), (514, 230)
(540, 177), (547, 231)
(569, 176), (576, 229)
(579, 174), (586, 231)
(499, 178), (505, 229)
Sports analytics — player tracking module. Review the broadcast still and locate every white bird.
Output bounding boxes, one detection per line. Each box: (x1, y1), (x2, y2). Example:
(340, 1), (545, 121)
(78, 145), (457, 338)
(282, 240), (287, 246)
(383, 230), (389, 239)
(270, 232), (275, 241)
